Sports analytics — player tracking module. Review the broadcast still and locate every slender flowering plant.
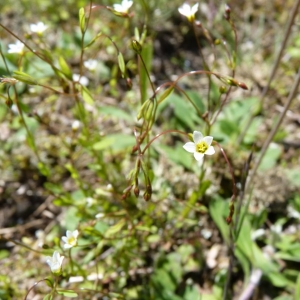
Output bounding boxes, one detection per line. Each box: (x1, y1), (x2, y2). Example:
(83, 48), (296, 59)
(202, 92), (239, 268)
(113, 0), (133, 14)
(61, 230), (79, 249)
(183, 131), (215, 161)
(178, 3), (199, 22)
(46, 251), (64, 274)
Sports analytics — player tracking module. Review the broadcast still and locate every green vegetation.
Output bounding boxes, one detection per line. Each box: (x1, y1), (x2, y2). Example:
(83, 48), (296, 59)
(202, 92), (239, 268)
(0, 0), (300, 299)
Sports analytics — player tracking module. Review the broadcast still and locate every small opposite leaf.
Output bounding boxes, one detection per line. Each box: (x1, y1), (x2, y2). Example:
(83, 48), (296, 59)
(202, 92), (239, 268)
(81, 86), (94, 105)
(58, 56), (72, 80)
(158, 86), (174, 104)
(105, 219), (126, 238)
(13, 71), (37, 85)
(79, 7), (85, 33)
(57, 289), (78, 297)
(84, 32), (102, 49)
(118, 52), (125, 77)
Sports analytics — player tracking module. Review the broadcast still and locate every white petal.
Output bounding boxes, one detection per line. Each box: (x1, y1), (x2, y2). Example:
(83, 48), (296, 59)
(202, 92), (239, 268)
(178, 4), (190, 16)
(183, 142), (195, 153)
(203, 136), (213, 146)
(73, 230), (79, 238)
(191, 3), (199, 14)
(205, 146), (215, 155)
(62, 236), (68, 243)
(193, 131), (203, 143)
(194, 152), (204, 161)
(64, 244), (72, 249)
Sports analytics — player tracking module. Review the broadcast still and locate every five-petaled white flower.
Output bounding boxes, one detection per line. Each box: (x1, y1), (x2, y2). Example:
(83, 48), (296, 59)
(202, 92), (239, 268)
(62, 230), (79, 249)
(30, 22), (48, 34)
(178, 3), (199, 22)
(183, 131), (215, 161)
(46, 251), (64, 274)
(113, 0), (133, 13)
(8, 41), (25, 54)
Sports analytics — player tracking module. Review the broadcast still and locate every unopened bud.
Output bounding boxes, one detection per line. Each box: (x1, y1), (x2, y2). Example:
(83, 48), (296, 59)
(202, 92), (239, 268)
(6, 98), (13, 108)
(126, 78), (132, 89)
(132, 145), (138, 153)
(219, 85), (227, 94)
(143, 191), (151, 201)
(134, 186), (140, 197)
(224, 4), (231, 20)
(122, 185), (133, 199)
(132, 40), (142, 54)
(238, 81), (248, 90)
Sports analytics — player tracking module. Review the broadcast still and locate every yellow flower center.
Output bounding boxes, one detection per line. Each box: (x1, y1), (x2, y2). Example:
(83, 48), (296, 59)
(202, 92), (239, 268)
(68, 237), (76, 246)
(196, 141), (208, 153)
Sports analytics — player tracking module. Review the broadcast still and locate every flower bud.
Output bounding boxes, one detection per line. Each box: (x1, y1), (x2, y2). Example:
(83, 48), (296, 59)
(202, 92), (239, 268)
(134, 185), (140, 197)
(219, 85), (227, 94)
(132, 40), (142, 54)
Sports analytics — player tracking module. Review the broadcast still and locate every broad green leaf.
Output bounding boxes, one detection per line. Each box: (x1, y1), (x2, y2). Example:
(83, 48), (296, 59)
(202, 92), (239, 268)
(258, 143), (282, 171)
(267, 272), (293, 288)
(93, 133), (135, 152)
(100, 105), (132, 122)
(209, 196), (230, 244)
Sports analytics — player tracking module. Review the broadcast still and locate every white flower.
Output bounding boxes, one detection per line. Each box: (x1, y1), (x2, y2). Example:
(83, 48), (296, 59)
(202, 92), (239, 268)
(8, 41), (25, 54)
(183, 131), (215, 161)
(84, 59), (97, 71)
(46, 251), (64, 274)
(72, 74), (89, 86)
(95, 213), (104, 219)
(30, 22), (48, 34)
(113, 0), (133, 13)
(62, 230), (79, 249)
(178, 3), (199, 22)
(72, 120), (81, 131)
(86, 197), (95, 207)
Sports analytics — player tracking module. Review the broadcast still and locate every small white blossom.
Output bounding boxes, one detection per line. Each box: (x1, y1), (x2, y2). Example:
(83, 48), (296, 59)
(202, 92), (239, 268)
(84, 59), (97, 71)
(86, 197), (95, 207)
(8, 41), (25, 54)
(95, 213), (105, 219)
(113, 0), (133, 13)
(46, 251), (64, 274)
(178, 3), (199, 22)
(72, 74), (89, 86)
(30, 22), (48, 34)
(183, 131), (215, 161)
(72, 120), (81, 131)
(62, 230), (79, 249)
